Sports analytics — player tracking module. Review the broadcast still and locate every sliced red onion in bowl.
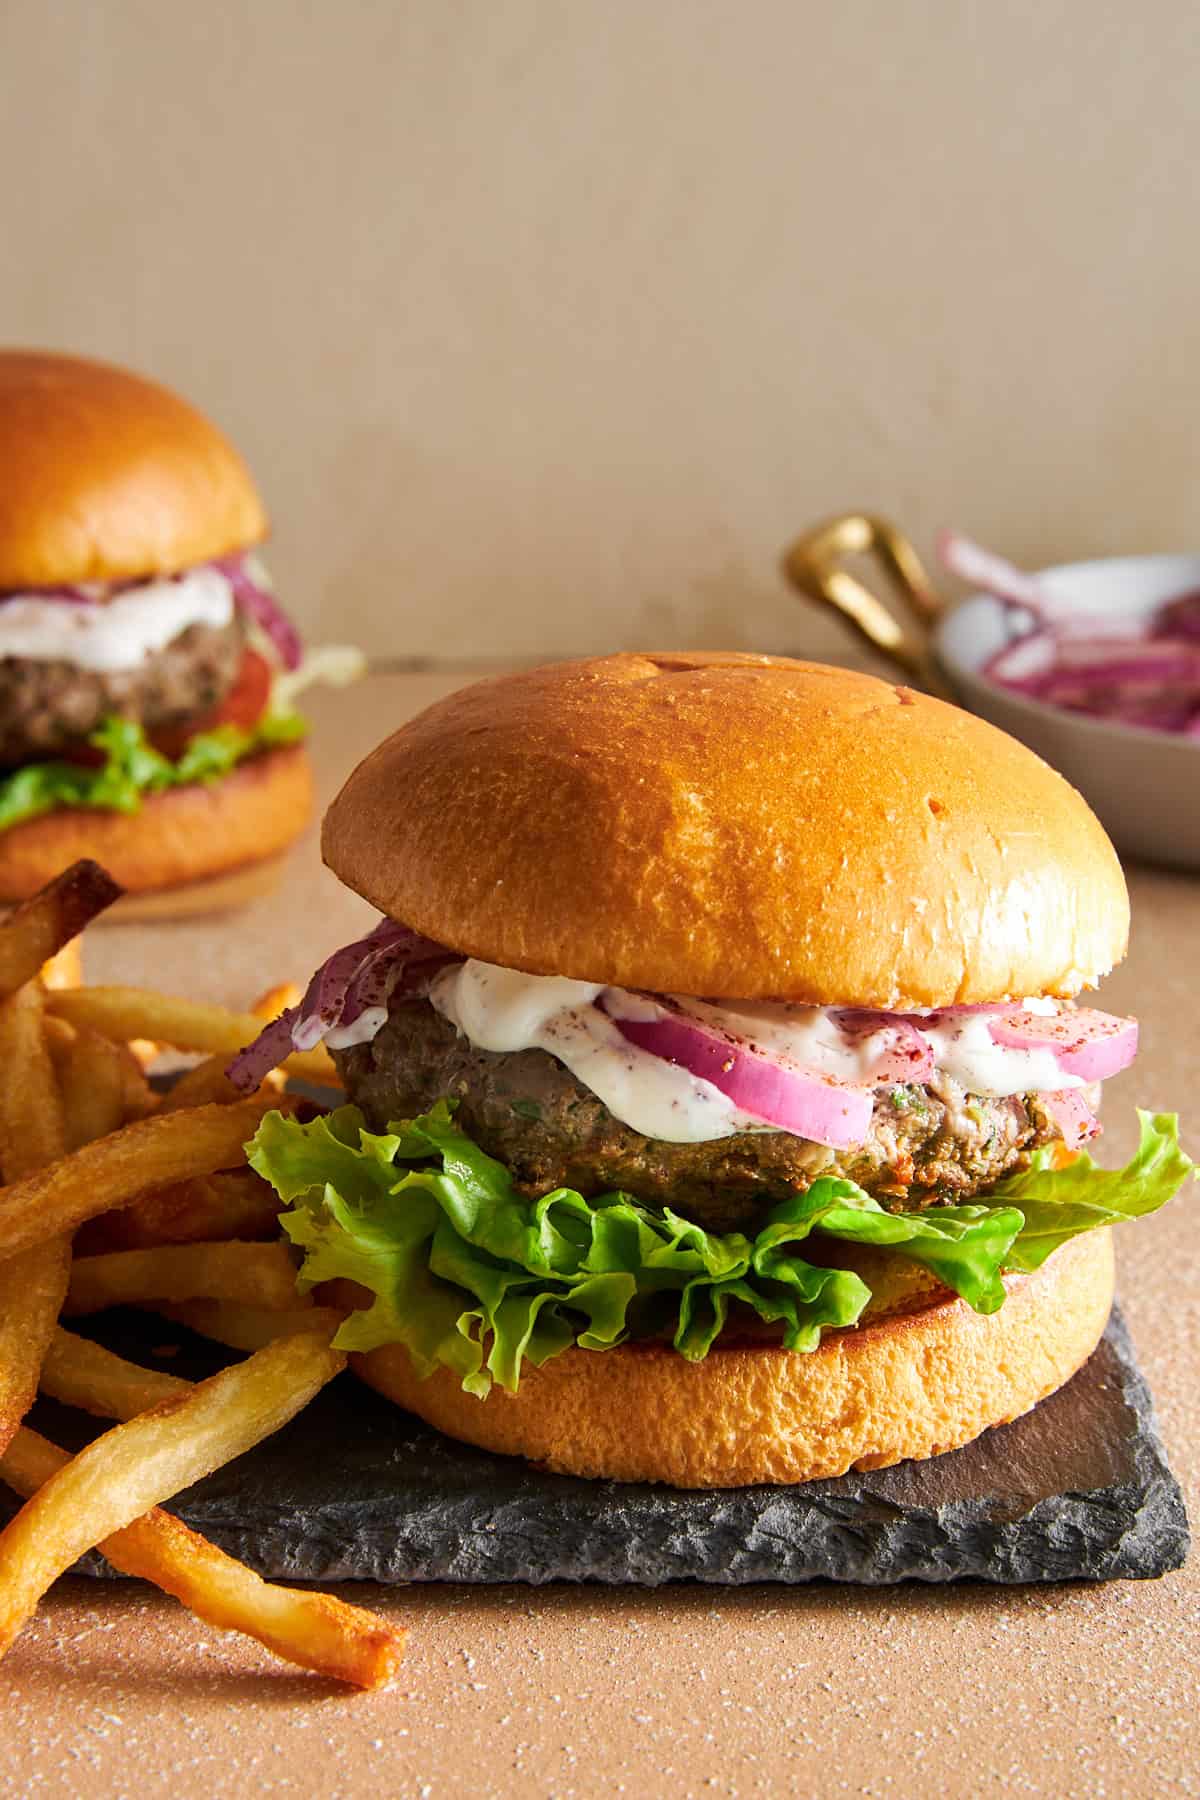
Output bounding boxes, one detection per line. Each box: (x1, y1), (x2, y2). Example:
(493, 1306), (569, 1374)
(942, 531), (1200, 738)
(1155, 590), (1200, 642)
(599, 996), (875, 1150)
(212, 553), (303, 671)
(988, 1007), (1137, 1083)
(938, 531), (1050, 623)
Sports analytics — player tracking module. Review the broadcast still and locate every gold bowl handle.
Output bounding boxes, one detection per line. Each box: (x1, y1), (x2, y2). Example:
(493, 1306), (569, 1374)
(781, 513), (951, 697)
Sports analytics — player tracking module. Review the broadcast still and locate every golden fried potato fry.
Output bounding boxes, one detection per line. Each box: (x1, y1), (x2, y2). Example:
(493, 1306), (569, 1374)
(53, 1030), (125, 1149)
(75, 1167), (282, 1256)
(46, 987), (339, 1086)
(0, 1426), (403, 1687)
(155, 1300), (346, 1354)
(0, 1246), (71, 1459)
(251, 982), (302, 1020)
(0, 862), (122, 1000)
(65, 1241), (300, 1317)
(0, 983), (66, 1178)
(40, 1329), (190, 1420)
(0, 981), (71, 1457)
(0, 1098), (274, 1264)
(40, 939), (82, 991)
(0, 1327), (345, 1657)
(51, 1024), (157, 1151)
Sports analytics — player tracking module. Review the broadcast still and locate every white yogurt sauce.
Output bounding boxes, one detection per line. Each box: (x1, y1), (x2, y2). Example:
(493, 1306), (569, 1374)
(426, 960), (1081, 1147)
(325, 1006), (391, 1051)
(429, 962), (769, 1143)
(0, 565), (235, 671)
(917, 1001), (1076, 1098)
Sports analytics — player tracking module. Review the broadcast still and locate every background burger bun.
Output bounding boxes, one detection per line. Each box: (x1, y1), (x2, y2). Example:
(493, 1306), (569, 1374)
(0, 349), (267, 588)
(0, 744), (312, 915)
(354, 1228), (1114, 1487)
(323, 652), (1129, 1008)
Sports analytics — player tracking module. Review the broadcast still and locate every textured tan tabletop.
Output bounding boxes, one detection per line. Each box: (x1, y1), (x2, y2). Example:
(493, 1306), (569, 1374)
(2, 671), (1197, 1799)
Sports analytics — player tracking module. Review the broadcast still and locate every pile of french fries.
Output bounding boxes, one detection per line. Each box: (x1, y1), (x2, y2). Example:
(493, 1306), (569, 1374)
(0, 861), (405, 1690)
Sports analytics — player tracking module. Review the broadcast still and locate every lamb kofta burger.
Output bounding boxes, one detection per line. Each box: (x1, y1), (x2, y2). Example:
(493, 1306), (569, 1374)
(232, 653), (1194, 1487)
(0, 350), (351, 915)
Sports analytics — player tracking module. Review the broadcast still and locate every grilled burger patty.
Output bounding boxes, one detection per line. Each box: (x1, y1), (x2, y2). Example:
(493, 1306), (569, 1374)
(0, 615), (247, 766)
(332, 997), (1064, 1231)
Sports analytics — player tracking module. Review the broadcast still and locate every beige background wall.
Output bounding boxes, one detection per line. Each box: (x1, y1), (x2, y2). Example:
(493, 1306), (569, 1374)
(3, 2), (1198, 663)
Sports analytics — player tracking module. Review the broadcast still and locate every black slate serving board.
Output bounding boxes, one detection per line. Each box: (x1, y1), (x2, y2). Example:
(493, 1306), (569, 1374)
(12, 1305), (1187, 1587)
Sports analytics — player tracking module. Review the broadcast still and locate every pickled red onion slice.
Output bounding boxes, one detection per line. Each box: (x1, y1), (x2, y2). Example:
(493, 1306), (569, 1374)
(226, 920), (458, 1089)
(212, 553), (303, 671)
(600, 997), (874, 1149)
(289, 920), (450, 1051)
(988, 1008), (1137, 1083)
(1040, 1088), (1102, 1152)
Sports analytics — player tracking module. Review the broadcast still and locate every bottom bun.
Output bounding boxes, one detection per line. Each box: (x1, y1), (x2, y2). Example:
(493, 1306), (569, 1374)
(0, 746), (313, 902)
(353, 1230), (1115, 1487)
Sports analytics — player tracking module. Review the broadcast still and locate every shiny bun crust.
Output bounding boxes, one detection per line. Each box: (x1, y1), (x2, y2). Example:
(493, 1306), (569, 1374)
(323, 653), (1129, 1006)
(0, 745), (311, 902)
(0, 350), (267, 587)
(354, 1230), (1114, 1487)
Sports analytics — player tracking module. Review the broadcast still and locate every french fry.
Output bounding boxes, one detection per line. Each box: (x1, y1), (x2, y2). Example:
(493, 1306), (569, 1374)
(45, 986), (339, 1086)
(40, 1329), (191, 1420)
(155, 1301), (347, 1354)
(0, 1427), (404, 1687)
(53, 1027), (125, 1150)
(40, 938), (82, 991)
(65, 1242), (301, 1317)
(0, 981), (70, 1457)
(0, 862), (122, 999)
(0, 884), (411, 1692)
(0, 1327), (346, 1657)
(251, 982), (302, 1020)
(0, 1246), (71, 1458)
(0, 1098), (274, 1264)
(51, 1023), (157, 1151)
(75, 1168), (282, 1255)
(0, 983), (67, 1177)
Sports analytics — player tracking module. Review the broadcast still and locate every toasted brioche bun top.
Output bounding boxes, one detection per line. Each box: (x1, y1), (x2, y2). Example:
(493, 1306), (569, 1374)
(0, 350), (267, 588)
(323, 652), (1129, 1007)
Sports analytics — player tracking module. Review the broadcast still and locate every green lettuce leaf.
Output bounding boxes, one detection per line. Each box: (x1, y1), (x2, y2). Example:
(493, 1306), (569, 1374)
(991, 1110), (1196, 1272)
(0, 710), (308, 834)
(251, 1102), (1192, 1397)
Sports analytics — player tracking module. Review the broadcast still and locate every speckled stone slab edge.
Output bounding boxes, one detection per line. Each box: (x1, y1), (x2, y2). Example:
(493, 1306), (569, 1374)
(17, 1306), (1189, 1588)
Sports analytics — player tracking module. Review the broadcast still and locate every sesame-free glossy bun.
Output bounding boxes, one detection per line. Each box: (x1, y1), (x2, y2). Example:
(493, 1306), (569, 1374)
(0, 745), (312, 906)
(323, 652), (1129, 1007)
(0, 350), (267, 587)
(354, 1229), (1114, 1487)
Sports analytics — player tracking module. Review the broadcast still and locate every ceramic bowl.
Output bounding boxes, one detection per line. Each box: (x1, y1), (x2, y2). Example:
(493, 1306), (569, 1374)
(936, 552), (1200, 869)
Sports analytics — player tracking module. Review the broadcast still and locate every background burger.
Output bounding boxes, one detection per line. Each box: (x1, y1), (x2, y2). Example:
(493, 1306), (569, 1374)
(0, 350), (360, 916)
(232, 653), (1194, 1487)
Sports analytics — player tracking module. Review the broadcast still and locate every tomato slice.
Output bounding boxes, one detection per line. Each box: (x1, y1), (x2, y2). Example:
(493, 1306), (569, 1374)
(148, 648), (273, 761)
(46, 649), (274, 770)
